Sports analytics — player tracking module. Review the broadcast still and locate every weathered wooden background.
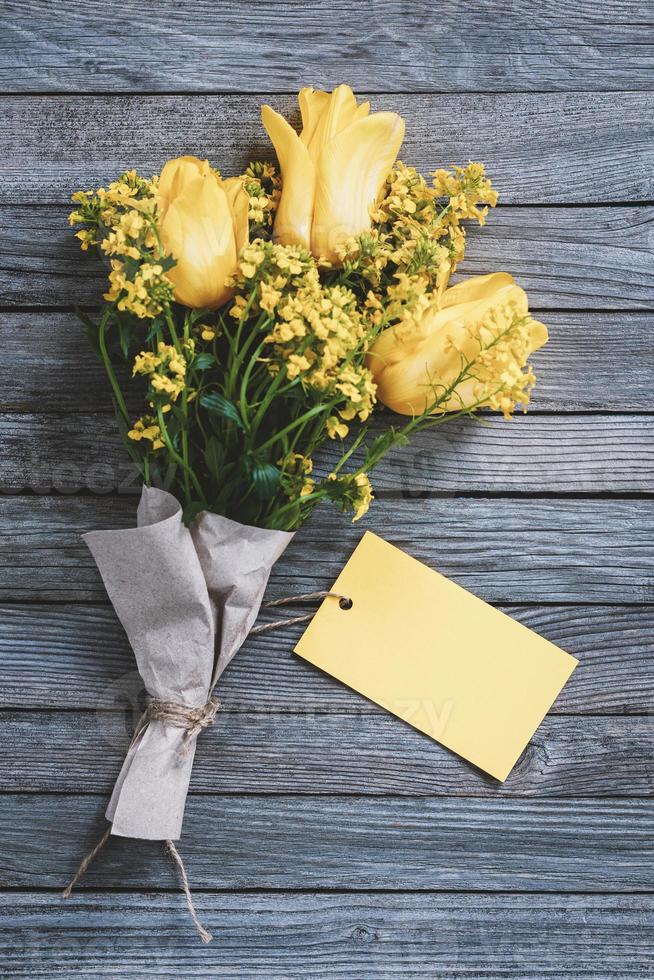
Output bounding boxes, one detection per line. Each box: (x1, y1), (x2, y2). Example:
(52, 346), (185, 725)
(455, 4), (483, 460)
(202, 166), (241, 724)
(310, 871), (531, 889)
(1, 1), (653, 976)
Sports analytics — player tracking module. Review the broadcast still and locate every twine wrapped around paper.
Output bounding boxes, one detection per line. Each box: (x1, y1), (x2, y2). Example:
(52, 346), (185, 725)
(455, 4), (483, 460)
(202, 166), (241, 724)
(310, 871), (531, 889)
(62, 486), (347, 942)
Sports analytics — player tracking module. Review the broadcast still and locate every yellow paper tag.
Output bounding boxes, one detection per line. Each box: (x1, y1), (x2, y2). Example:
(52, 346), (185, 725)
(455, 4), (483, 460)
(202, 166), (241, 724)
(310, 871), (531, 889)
(295, 531), (578, 781)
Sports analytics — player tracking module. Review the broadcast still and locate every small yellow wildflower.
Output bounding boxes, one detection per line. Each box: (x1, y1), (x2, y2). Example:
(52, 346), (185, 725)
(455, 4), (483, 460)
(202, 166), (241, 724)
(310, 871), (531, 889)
(326, 416), (349, 439)
(352, 473), (374, 521)
(132, 341), (190, 403)
(127, 417), (164, 451)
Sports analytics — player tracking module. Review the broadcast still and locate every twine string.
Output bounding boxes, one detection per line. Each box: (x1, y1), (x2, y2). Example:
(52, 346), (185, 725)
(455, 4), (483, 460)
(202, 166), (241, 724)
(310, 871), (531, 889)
(61, 589), (350, 943)
(62, 829), (212, 944)
(61, 826), (112, 899)
(165, 840), (213, 943)
(250, 590), (350, 635)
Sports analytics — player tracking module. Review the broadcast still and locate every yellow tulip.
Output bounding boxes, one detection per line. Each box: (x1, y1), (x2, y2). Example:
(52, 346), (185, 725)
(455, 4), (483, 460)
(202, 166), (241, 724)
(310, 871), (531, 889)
(157, 155), (249, 309)
(261, 85), (405, 263)
(367, 273), (548, 417)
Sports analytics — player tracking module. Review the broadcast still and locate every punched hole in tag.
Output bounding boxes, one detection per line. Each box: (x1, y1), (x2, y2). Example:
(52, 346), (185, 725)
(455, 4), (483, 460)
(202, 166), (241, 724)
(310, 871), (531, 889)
(339, 597), (353, 610)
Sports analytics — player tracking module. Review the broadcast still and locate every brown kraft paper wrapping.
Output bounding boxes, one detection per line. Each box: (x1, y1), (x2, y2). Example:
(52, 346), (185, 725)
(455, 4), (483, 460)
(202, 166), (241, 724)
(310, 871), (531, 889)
(84, 486), (294, 841)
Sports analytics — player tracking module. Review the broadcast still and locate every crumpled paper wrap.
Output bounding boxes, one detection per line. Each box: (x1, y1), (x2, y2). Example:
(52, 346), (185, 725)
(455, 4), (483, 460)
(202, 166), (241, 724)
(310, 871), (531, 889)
(84, 486), (294, 840)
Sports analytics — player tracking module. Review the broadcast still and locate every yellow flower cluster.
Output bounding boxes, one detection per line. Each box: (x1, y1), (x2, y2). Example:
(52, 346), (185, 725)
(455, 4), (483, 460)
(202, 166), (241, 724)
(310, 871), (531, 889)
(266, 279), (377, 431)
(455, 305), (541, 419)
(230, 240), (313, 299)
(69, 171), (174, 319)
(132, 340), (194, 403)
(337, 162), (498, 337)
(326, 471), (374, 522)
(105, 259), (174, 319)
(127, 416), (164, 450)
(279, 452), (315, 498)
(69, 170), (156, 244)
(432, 162), (498, 226)
(242, 161), (281, 228)
(230, 240), (377, 436)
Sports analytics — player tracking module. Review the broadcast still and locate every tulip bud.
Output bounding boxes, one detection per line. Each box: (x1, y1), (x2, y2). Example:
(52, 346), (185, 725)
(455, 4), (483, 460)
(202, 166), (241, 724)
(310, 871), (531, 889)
(262, 85), (405, 263)
(157, 156), (249, 309)
(367, 273), (548, 418)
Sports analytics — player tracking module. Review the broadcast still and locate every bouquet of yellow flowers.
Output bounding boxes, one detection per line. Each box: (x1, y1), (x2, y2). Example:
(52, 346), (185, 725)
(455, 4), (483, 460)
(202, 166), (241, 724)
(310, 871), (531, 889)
(65, 84), (547, 940)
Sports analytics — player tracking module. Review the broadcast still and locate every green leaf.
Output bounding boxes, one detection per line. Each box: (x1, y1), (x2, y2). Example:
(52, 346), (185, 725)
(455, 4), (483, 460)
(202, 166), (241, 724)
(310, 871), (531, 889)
(160, 255), (177, 273)
(145, 316), (164, 344)
(75, 308), (101, 361)
(203, 436), (224, 478)
(194, 352), (217, 371)
(199, 392), (244, 429)
(117, 319), (132, 360)
(187, 307), (211, 325)
(251, 461), (281, 501)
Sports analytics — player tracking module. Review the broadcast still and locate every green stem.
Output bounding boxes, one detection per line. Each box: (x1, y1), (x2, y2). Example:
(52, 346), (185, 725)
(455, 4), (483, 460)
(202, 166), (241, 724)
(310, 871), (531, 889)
(156, 405), (205, 503)
(329, 425), (369, 476)
(225, 294), (260, 397)
(267, 490), (324, 528)
(238, 338), (268, 428)
(255, 401), (334, 455)
(98, 308), (130, 424)
(165, 307), (182, 351)
(163, 306), (192, 498)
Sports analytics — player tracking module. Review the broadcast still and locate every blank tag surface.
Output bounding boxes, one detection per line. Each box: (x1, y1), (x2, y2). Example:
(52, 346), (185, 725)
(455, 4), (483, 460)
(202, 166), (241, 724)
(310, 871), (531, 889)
(295, 531), (578, 781)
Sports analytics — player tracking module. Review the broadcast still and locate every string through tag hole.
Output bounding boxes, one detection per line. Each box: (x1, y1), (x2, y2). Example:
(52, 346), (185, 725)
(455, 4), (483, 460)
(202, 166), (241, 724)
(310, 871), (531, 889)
(339, 597), (353, 610)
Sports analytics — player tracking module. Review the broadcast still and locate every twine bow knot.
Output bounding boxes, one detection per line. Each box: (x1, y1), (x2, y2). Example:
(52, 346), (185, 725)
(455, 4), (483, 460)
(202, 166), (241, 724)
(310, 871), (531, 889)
(143, 697), (220, 754)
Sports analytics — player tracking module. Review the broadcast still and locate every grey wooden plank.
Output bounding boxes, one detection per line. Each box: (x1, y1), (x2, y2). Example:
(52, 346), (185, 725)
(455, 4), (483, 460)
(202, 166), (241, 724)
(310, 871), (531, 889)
(2, 710), (653, 796)
(3, 413), (653, 495)
(0, 603), (651, 715)
(2, 311), (653, 414)
(1, 892), (652, 979)
(3, 94), (653, 205)
(0, 495), (652, 604)
(3, 794), (653, 891)
(2, 0), (653, 94)
(3, 205), (653, 310)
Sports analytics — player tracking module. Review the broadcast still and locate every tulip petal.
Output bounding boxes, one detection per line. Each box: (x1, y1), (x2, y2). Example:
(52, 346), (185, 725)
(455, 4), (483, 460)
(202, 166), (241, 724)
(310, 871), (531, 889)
(302, 84), (361, 163)
(223, 176), (250, 255)
(530, 320), (549, 351)
(158, 156), (211, 217)
(160, 174), (236, 309)
(311, 111), (405, 262)
(262, 104), (316, 250)
(440, 271), (515, 309)
(299, 87), (331, 152)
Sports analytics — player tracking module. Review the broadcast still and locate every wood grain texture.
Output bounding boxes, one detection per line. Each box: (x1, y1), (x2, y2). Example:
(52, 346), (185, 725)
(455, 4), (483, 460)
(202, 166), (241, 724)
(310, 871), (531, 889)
(2, 0), (653, 94)
(4, 205), (653, 310)
(0, 495), (652, 604)
(1, 603), (650, 714)
(2, 710), (653, 796)
(3, 310), (653, 413)
(2, 892), (652, 979)
(3, 93), (653, 204)
(3, 413), (653, 495)
(3, 794), (654, 891)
